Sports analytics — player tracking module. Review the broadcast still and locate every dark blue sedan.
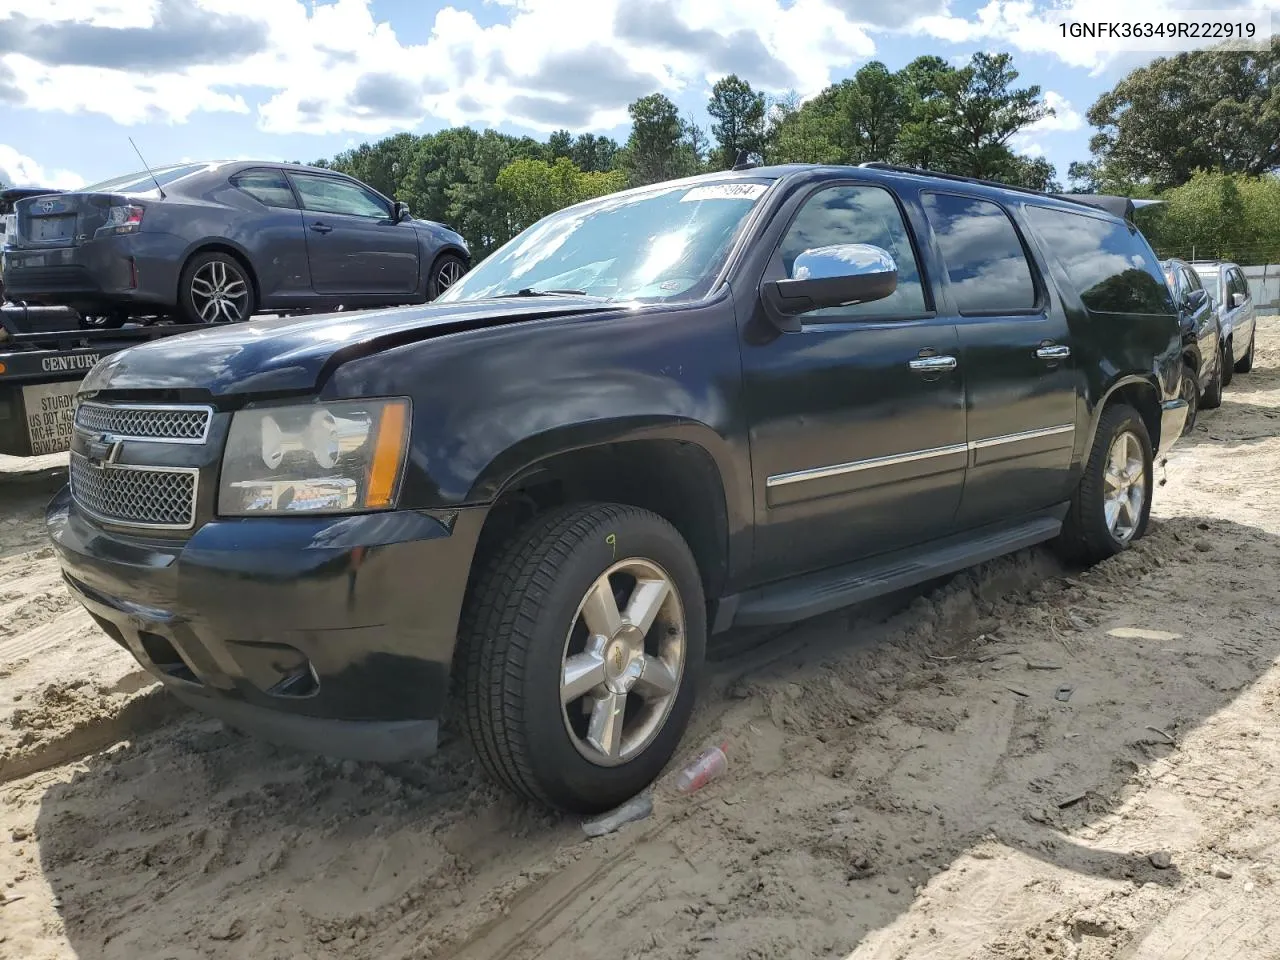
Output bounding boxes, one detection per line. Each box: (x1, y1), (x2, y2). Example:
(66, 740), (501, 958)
(1, 161), (470, 325)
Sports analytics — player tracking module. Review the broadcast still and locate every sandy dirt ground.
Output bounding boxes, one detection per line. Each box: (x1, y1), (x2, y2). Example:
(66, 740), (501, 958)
(2, 323), (1280, 960)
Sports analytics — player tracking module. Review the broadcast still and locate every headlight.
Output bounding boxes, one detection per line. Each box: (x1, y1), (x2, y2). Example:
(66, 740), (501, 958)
(217, 398), (410, 516)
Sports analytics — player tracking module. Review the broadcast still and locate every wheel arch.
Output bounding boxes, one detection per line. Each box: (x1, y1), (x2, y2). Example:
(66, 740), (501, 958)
(1083, 374), (1163, 461)
(175, 240), (261, 309)
(467, 428), (735, 604)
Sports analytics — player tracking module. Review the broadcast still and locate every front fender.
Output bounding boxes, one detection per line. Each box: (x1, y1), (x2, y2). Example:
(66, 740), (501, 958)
(322, 296), (752, 539)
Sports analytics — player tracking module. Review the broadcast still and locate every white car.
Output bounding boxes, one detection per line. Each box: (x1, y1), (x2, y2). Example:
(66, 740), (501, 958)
(1192, 260), (1257, 385)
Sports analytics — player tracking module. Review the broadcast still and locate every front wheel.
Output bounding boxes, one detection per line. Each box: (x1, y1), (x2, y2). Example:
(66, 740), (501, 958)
(427, 252), (467, 300)
(457, 503), (706, 813)
(178, 252), (255, 324)
(1056, 403), (1153, 564)
(1178, 366), (1199, 436)
(1222, 339), (1234, 388)
(1202, 347), (1224, 409)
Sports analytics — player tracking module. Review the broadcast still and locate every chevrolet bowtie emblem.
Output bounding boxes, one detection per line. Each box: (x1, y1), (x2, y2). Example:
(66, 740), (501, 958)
(85, 435), (123, 466)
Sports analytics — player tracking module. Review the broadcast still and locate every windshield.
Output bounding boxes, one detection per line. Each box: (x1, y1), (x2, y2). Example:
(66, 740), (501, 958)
(1193, 268), (1221, 304)
(81, 162), (210, 194)
(437, 178), (773, 305)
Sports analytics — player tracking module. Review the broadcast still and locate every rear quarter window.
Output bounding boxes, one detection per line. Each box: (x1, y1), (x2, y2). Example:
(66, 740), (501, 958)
(1023, 205), (1174, 316)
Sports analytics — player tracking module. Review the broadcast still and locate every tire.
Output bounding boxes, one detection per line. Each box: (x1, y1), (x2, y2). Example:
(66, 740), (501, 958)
(1201, 347), (1224, 410)
(1055, 403), (1154, 564)
(427, 252), (467, 300)
(1221, 339), (1234, 388)
(177, 251), (255, 324)
(1236, 329), (1255, 373)
(1178, 365), (1199, 436)
(456, 502), (706, 813)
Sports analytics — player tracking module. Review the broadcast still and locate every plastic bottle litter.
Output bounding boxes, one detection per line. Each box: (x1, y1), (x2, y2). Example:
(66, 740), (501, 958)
(674, 743), (728, 794)
(582, 791), (653, 837)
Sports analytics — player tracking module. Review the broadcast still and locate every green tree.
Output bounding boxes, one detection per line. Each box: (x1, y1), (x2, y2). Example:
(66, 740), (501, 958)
(570, 133), (620, 173)
(547, 129), (574, 160)
(1083, 38), (1280, 190)
(496, 157), (627, 232)
(707, 74), (767, 168)
(943, 53), (1053, 180)
(326, 132), (418, 198)
(844, 61), (907, 161)
(1139, 170), (1280, 263)
(766, 85), (846, 164)
(894, 55), (964, 169)
(623, 93), (697, 186)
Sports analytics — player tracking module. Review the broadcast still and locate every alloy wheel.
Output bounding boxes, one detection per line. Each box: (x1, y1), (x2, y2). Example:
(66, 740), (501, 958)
(560, 558), (686, 767)
(190, 260), (249, 323)
(1103, 430), (1147, 544)
(436, 257), (465, 292)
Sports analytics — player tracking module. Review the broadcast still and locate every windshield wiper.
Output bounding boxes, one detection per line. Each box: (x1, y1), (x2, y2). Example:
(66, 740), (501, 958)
(497, 287), (592, 298)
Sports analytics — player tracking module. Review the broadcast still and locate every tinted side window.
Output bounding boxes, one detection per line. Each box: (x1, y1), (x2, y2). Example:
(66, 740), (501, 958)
(1182, 268), (1203, 293)
(1023, 206), (1174, 315)
(778, 183), (927, 318)
(921, 192), (1035, 314)
(231, 170), (297, 209)
(290, 175), (389, 218)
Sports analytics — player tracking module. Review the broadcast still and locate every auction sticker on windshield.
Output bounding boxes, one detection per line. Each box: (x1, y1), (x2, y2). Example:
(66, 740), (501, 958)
(23, 380), (78, 455)
(680, 183), (768, 203)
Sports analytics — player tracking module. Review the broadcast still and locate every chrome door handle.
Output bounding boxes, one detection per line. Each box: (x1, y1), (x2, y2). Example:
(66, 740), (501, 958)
(1036, 344), (1071, 360)
(909, 355), (957, 372)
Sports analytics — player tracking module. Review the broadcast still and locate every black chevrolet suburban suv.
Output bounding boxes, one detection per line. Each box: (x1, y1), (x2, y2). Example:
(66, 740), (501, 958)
(47, 164), (1188, 813)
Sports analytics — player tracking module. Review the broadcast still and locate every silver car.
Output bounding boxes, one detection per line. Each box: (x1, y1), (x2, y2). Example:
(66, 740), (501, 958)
(1192, 260), (1257, 384)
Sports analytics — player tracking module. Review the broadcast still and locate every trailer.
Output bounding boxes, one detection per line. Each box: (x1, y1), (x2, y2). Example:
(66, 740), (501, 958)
(0, 304), (208, 457)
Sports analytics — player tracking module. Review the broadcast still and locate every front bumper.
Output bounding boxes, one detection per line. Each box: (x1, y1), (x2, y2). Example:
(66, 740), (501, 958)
(47, 486), (487, 761)
(1158, 398), (1189, 456)
(2, 233), (181, 309)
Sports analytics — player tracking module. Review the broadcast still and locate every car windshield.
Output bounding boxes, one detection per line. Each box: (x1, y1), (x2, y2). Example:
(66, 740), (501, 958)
(437, 178), (773, 305)
(1193, 268), (1221, 304)
(81, 162), (210, 194)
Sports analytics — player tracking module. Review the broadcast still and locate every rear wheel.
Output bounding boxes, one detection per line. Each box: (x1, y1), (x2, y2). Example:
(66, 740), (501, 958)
(178, 252), (255, 324)
(456, 503), (705, 813)
(427, 252), (467, 300)
(1236, 329), (1256, 373)
(1056, 403), (1153, 564)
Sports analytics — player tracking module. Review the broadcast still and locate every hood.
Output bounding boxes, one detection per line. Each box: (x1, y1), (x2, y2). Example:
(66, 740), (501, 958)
(79, 297), (614, 398)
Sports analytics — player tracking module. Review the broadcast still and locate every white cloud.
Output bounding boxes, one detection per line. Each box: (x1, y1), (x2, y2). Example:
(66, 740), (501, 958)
(0, 0), (899, 137)
(915, 0), (1275, 73)
(1025, 91), (1083, 134)
(0, 144), (85, 189)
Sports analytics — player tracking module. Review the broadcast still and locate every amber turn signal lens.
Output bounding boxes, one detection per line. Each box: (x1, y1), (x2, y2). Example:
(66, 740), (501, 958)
(365, 399), (409, 509)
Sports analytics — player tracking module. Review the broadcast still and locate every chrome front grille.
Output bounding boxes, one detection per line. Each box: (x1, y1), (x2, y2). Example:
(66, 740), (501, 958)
(70, 452), (198, 529)
(75, 402), (212, 443)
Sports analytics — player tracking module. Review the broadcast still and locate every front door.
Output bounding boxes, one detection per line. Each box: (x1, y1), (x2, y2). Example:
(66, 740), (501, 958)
(918, 192), (1079, 529)
(288, 172), (420, 296)
(741, 181), (967, 584)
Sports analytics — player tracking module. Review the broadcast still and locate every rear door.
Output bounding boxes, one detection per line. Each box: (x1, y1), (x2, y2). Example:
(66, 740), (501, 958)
(226, 168), (309, 302)
(920, 192), (1078, 530)
(287, 172), (420, 296)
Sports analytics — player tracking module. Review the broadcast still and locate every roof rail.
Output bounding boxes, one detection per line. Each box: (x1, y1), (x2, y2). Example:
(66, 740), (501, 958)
(856, 161), (1138, 220)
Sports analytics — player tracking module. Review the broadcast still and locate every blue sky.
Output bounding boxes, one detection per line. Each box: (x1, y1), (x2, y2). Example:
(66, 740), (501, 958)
(0, 0), (1273, 191)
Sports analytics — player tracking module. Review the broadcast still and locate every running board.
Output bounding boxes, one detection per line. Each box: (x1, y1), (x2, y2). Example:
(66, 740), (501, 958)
(729, 511), (1066, 628)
